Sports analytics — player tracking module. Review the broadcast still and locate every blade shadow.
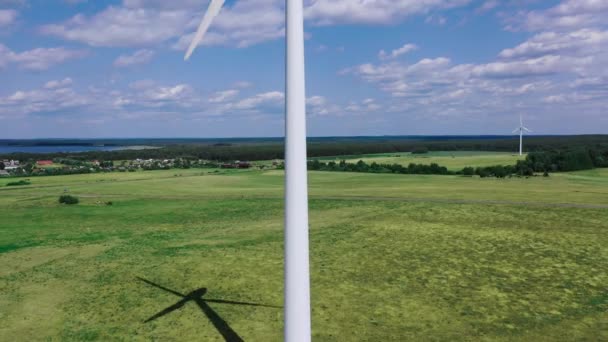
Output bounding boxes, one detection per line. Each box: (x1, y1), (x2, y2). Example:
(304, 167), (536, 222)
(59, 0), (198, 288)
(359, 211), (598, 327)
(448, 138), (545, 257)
(204, 298), (281, 308)
(144, 297), (190, 323)
(136, 276), (185, 297)
(136, 277), (281, 342)
(196, 297), (244, 342)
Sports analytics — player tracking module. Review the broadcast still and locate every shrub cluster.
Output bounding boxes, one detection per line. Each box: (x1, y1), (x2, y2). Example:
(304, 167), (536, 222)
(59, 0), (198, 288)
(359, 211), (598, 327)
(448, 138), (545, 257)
(59, 195), (79, 205)
(307, 160), (451, 175)
(6, 180), (31, 186)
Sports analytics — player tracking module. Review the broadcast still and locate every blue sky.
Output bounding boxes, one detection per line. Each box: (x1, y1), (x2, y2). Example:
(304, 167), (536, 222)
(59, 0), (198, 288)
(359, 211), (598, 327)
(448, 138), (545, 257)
(1, 0), (607, 138)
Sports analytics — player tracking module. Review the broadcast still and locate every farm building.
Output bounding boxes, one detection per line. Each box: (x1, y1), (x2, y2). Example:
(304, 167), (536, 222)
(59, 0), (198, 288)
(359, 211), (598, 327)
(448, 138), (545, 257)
(220, 161), (252, 169)
(37, 160), (53, 166)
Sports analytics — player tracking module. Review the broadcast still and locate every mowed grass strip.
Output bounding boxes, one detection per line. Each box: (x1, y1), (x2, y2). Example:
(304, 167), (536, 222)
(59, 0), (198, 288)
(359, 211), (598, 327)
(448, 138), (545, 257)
(0, 169), (606, 341)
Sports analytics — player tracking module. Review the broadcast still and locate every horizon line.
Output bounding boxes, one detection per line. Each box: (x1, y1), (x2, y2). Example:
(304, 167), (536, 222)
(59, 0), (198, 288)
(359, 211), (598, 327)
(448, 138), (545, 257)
(2, 133), (608, 140)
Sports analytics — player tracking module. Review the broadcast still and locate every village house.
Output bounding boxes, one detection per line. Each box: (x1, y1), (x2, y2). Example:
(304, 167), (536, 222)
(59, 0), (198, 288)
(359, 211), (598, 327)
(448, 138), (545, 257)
(2, 160), (19, 166)
(2, 160), (20, 172)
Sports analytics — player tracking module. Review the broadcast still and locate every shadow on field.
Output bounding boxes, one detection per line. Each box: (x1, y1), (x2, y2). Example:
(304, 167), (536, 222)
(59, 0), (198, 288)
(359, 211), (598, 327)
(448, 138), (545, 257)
(136, 277), (281, 342)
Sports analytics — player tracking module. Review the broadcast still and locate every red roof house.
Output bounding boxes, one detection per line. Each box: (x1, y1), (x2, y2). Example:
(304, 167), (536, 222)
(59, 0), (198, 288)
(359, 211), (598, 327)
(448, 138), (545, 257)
(37, 160), (53, 166)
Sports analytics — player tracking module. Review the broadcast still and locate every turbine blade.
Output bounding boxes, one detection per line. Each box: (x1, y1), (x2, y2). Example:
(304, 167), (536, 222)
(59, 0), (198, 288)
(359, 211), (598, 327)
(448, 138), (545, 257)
(523, 127), (532, 133)
(184, 0), (226, 61)
(512, 128), (520, 134)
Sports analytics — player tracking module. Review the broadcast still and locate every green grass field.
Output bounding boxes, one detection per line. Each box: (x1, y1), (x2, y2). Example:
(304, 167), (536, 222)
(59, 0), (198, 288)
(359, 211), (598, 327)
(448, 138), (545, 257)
(0, 167), (607, 341)
(313, 151), (526, 171)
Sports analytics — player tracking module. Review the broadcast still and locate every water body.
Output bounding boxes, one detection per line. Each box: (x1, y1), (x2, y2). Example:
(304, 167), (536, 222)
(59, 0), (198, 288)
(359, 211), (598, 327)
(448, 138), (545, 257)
(0, 146), (125, 154)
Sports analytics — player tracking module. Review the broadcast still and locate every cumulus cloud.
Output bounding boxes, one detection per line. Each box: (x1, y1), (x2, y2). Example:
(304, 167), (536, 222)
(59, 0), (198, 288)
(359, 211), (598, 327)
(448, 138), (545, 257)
(40, 7), (191, 47)
(304, 0), (471, 25)
(40, 0), (284, 49)
(510, 0), (608, 32)
(0, 83), (89, 116)
(113, 49), (155, 67)
(499, 29), (608, 59)
(40, 0), (477, 50)
(343, 8), (608, 126)
(0, 44), (88, 70)
(378, 43), (418, 60)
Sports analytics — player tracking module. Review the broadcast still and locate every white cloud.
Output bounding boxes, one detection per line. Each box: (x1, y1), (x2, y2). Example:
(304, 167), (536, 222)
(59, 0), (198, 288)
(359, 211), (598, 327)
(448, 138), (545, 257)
(304, 0), (471, 25)
(499, 29), (608, 59)
(44, 78), (73, 89)
(511, 0), (608, 32)
(113, 49), (155, 67)
(307, 95), (326, 107)
(230, 91), (284, 110)
(40, 0), (477, 50)
(0, 9), (17, 27)
(378, 43), (418, 60)
(142, 84), (193, 101)
(122, 0), (207, 10)
(0, 44), (88, 70)
(469, 55), (572, 78)
(40, 7), (192, 47)
(174, 0), (284, 50)
(343, 20), (608, 126)
(41, 0), (284, 49)
(476, 0), (499, 13)
(0, 83), (89, 115)
(209, 89), (239, 103)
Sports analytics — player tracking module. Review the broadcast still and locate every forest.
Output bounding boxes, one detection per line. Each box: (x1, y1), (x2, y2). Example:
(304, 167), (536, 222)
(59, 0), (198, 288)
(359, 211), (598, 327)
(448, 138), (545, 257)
(2, 135), (607, 163)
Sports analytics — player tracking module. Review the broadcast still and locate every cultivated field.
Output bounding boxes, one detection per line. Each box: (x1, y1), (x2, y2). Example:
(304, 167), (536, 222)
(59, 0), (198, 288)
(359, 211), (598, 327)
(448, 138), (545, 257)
(0, 167), (607, 341)
(313, 151), (525, 171)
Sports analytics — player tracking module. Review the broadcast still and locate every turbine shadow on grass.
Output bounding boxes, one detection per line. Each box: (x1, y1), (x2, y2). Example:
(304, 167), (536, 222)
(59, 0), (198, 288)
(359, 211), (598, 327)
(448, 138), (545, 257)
(136, 277), (281, 342)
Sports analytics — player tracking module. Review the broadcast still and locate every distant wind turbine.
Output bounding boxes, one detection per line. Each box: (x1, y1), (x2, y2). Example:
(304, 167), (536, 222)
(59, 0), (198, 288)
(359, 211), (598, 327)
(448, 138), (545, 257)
(184, 1), (311, 342)
(513, 114), (532, 156)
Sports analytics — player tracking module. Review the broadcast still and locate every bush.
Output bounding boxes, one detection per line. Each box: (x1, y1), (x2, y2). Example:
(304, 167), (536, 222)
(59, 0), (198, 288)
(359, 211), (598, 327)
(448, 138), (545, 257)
(59, 195), (79, 205)
(6, 180), (31, 186)
(462, 167), (475, 176)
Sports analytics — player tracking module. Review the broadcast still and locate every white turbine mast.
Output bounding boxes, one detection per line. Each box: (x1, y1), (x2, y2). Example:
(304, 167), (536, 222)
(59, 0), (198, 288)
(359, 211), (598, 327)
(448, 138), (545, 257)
(184, 1), (311, 342)
(513, 114), (532, 156)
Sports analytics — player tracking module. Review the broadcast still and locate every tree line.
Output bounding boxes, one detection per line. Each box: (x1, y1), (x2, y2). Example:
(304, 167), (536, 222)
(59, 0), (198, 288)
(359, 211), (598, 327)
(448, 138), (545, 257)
(304, 146), (608, 178)
(306, 159), (451, 175)
(2, 135), (607, 162)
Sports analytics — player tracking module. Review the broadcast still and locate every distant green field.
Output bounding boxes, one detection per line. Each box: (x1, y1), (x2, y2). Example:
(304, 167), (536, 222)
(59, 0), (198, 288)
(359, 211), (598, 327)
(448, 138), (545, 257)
(0, 167), (607, 341)
(313, 151), (525, 171)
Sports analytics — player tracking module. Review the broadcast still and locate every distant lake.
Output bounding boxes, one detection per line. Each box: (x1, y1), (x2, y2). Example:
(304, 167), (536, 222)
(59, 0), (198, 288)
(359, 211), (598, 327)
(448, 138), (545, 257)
(0, 146), (126, 154)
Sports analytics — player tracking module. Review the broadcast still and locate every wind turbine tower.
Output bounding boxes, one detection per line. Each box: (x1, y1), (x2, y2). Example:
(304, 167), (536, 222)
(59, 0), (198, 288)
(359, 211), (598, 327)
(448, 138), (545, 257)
(184, 1), (312, 341)
(513, 114), (532, 156)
